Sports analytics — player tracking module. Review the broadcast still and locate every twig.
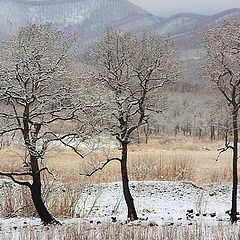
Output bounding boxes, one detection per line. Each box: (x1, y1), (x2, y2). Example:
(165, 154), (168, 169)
(37, 167), (56, 180)
(216, 131), (233, 161)
(79, 157), (121, 176)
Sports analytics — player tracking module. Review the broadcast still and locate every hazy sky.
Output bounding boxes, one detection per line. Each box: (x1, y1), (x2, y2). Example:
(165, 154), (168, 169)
(129, 0), (240, 16)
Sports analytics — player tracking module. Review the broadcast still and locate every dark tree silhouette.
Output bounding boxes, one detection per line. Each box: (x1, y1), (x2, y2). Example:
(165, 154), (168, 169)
(201, 19), (240, 223)
(0, 23), (90, 224)
(80, 30), (180, 221)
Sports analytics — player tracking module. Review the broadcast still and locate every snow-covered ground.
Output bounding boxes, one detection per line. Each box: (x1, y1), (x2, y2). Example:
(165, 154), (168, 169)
(77, 181), (236, 225)
(0, 181), (239, 239)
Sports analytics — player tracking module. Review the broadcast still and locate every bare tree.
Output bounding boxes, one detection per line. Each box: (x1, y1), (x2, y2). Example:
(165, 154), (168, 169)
(201, 19), (240, 223)
(0, 23), (91, 224)
(82, 30), (180, 220)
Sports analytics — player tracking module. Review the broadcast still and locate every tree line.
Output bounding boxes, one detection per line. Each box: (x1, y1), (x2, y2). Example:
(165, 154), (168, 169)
(0, 19), (239, 224)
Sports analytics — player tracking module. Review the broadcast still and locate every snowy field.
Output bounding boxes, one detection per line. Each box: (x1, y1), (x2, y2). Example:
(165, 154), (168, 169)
(77, 181), (235, 225)
(0, 181), (240, 239)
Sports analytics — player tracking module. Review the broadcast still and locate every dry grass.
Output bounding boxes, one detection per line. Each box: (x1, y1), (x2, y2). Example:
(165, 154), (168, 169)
(0, 222), (239, 240)
(0, 176), (86, 219)
(0, 182), (34, 218)
(0, 135), (234, 185)
(45, 135), (233, 185)
(0, 136), (238, 237)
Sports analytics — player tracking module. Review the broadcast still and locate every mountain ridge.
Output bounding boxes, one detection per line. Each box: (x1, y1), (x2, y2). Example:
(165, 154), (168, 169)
(0, 0), (239, 59)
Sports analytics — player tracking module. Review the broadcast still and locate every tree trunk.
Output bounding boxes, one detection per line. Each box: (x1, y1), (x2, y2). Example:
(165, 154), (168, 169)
(30, 156), (59, 225)
(210, 125), (215, 141)
(231, 107), (238, 223)
(144, 123), (150, 144)
(137, 127), (140, 144)
(120, 142), (138, 221)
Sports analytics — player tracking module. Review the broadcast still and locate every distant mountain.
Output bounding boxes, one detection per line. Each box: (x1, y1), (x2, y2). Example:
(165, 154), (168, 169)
(0, 0), (159, 40)
(151, 8), (240, 59)
(0, 0), (239, 59)
(152, 8), (240, 36)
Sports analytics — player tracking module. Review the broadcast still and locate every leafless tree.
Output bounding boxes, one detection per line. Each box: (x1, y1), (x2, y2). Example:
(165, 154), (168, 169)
(81, 29), (180, 220)
(201, 19), (240, 223)
(0, 23), (93, 224)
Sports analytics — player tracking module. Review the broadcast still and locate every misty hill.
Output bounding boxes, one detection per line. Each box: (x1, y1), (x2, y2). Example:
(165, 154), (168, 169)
(0, 0), (159, 41)
(0, 0), (239, 60)
(152, 8), (240, 36)
(152, 8), (240, 59)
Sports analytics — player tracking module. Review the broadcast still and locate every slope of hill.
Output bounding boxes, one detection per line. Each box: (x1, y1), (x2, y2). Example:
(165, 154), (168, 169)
(152, 8), (240, 59)
(0, 0), (160, 40)
(0, 0), (239, 59)
(152, 8), (240, 36)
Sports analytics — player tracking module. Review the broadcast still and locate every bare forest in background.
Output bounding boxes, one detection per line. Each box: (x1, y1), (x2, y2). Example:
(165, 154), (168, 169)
(0, 16), (239, 239)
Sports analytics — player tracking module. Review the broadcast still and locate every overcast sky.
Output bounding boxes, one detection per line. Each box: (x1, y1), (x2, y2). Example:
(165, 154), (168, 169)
(129, 0), (240, 16)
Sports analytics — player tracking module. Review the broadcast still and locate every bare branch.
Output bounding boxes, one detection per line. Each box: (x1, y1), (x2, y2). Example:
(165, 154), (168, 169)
(0, 172), (31, 187)
(216, 131), (233, 161)
(36, 167), (56, 180)
(79, 157), (121, 176)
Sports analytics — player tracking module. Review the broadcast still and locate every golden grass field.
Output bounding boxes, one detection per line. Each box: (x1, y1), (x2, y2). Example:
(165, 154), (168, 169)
(0, 135), (239, 237)
(0, 135), (234, 186)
